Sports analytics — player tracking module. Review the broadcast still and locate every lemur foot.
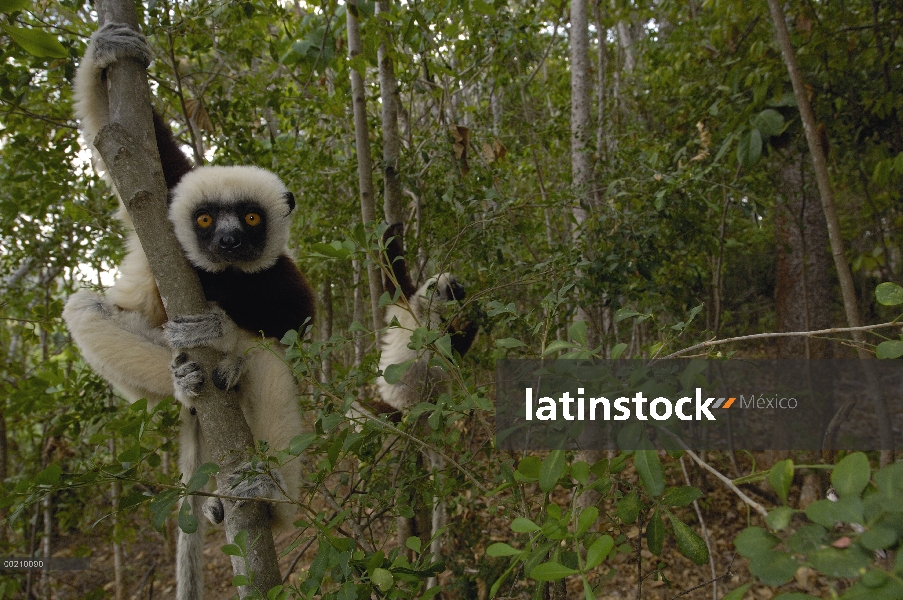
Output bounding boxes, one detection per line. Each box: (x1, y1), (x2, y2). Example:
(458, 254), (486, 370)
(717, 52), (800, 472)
(202, 462), (288, 525)
(90, 22), (152, 71)
(212, 354), (244, 391)
(202, 496), (224, 525)
(171, 352), (204, 398)
(163, 306), (237, 351)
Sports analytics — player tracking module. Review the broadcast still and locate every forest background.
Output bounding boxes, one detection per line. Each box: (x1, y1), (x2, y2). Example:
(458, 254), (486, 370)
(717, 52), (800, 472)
(2, 0), (903, 598)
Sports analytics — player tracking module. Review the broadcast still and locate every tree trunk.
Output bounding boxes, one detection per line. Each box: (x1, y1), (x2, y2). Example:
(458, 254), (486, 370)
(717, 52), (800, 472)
(91, 0), (283, 594)
(377, 0), (404, 226)
(347, 0), (385, 342)
(772, 145), (833, 360)
(319, 278), (333, 383)
(767, 0), (894, 464)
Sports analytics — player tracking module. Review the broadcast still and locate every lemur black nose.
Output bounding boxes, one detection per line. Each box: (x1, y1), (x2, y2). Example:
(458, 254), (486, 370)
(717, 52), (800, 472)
(217, 235), (241, 249)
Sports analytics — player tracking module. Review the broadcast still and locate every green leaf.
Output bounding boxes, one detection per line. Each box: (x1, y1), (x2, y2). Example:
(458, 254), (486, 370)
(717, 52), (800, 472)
(539, 450), (566, 493)
(722, 583), (752, 600)
(486, 542), (522, 557)
(734, 527), (780, 558)
(773, 595), (821, 600)
(435, 334), (453, 359)
(661, 486), (702, 507)
(585, 535), (614, 569)
(34, 463), (62, 485)
(634, 448), (664, 497)
(288, 433), (317, 456)
(831, 452), (871, 498)
(877, 340), (903, 359)
(222, 543), (242, 556)
(861, 525), (897, 550)
(568, 320), (587, 346)
(511, 517), (541, 533)
(751, 108), (785, 137)
(383, 360), (414, 384)
(516, 456), (542, 480)
(769, 459), (794, 503)
(405, 536), (421, 554)
(178, 498), (198, 534)
(0, 0), (30, 13)
(646, 509), (665, 556)
(808, 547), (870, 578)
(571, 461), (589, 485)
(186, 463), (218, 494)
(876, 282), (903, 306)
(766, 506), (795, 531)
(610, 343), (628, 359)
(576, 506), (598, 536)
(617, 492), (641, 525)
(1, 24), (67, 58)
(529, 562), (578, 582)
(149, 489), (180, 529)
(614, 308), (642, 322)
(310, 241), (352, 259)
(738, 128), (762, 168)
(495, 337), (525, 349)
(749, 550), (797, 586)
(371, 567), (394, 592)
(541, 339), (579, 356)
(668, 513), (709, 565)
(232, 574), (250, 587)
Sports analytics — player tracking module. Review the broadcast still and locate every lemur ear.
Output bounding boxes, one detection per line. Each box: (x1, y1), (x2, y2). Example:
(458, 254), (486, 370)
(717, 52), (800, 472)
(283, 192), (296, 213)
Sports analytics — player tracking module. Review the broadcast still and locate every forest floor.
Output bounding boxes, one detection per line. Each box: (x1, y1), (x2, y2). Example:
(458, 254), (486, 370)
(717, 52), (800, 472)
(26, 449), (859, 600)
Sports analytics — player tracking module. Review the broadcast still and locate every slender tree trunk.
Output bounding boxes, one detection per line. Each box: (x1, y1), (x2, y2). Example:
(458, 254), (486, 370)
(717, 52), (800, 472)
(92, 0), (283, 593)
(319, 278), (333, 383)
(377, 0), (404, 226)
(109, 437), (124, 600)
(352, 259), (364, 365)
(767, 0), (894, 464)
(347, 0), (385, 342)
(41, 493), (52, 597)
(772, 145), (833, 360)
(570, 0), (594, 232)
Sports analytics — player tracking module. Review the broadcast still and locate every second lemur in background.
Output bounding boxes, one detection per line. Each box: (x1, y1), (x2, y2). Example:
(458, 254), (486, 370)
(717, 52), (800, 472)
(374, 222), (480, 587)
(375, 222), (480, 411)
(62, 23), (315, 600)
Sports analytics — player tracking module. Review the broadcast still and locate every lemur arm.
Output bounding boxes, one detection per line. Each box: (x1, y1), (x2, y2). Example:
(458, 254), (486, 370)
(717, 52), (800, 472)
(63, 290), (175, 404)
(382, 222), (418, 301)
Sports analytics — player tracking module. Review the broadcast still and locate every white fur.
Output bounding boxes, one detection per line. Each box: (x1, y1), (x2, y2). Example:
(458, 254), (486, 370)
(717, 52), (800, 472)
(169, 166), (293, 273)
(66, 24), (303, 600)
(376, 273), (458, 411)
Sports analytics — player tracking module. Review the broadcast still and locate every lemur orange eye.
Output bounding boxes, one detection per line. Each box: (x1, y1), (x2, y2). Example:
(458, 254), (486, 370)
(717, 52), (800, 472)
(245, 212), (261, 226)
(196, 214), (213, 228)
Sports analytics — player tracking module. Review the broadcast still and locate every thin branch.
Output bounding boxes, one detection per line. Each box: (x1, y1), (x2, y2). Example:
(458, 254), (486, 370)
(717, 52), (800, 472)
(661, 321), (901, 359)
(658, 428), (768, 518)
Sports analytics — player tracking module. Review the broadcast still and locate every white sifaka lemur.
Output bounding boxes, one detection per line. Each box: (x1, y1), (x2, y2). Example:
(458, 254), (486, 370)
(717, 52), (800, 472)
(373, 223), (479, 586)
(62, 23), (315, 600)
(375, 223), (479, 412)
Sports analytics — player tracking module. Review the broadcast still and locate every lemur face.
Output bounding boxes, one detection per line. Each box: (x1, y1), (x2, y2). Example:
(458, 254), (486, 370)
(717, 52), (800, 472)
(422, 273), (466, 304)
(192, 200), (268, 265)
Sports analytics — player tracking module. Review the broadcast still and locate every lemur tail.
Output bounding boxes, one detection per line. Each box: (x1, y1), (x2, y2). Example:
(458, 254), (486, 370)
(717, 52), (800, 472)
(176, 408), (206, 600)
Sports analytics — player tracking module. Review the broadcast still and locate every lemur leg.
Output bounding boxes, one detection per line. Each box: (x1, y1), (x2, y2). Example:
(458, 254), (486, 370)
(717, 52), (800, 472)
(201, 344), (302, 532)
(63, 290), (174, 405)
